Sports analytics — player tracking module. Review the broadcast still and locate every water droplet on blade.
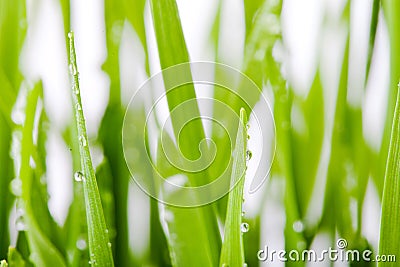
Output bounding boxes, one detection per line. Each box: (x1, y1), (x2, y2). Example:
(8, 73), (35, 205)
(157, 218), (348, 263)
(76, 238), (87, 250)
(74, 171), (84, 182)
(293, 220), (304, 233)
(241, 222), (249, 233)
(10, 178), (22, 197)
(246, 150), (252, 161)
(107, 242), (112, 248)
(79, 135), (87, 147)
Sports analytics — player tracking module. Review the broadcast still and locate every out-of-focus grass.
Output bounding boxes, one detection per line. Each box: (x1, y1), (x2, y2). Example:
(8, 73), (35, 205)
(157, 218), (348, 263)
(0, 0), (399, 266)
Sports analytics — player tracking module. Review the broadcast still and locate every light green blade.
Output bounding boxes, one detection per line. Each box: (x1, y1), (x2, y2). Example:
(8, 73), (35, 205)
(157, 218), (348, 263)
(68, 32), (114, 267)
(219, 108), (248, 267)
(378, 86), (400, 267)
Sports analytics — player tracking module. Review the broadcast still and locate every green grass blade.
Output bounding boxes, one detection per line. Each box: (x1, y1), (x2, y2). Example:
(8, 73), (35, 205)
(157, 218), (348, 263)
(378, 86), (400, 266)
(150, 0), (221, 265)
(17, 83), (66, 267)
(68, 32), (114, 267)
(219, 108), (248, 267)
(364, 0), (380, 85)
(150, 0), (207, 163)
(0, 0), (27, 258)
(291, 73), (324, 217)
(155, 133), (218, 266)
(100, 1), (136, 264)
(377, 0), (400, 196)
(7, 247), (25, 267)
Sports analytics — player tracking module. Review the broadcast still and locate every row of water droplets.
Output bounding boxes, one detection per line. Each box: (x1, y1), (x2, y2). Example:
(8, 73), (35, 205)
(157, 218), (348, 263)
(241, 123), (251, 235)
(231, 123), (252, 267)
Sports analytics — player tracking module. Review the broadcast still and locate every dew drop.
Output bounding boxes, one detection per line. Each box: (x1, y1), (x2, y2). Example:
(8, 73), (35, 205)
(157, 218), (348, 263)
(243, 263), (248, 267)
(76, 238), (87, 250)
(105, 229), (109, 234)
(73, 85), (80, 95)
(246, 124), (250, 130)
(247, 134), (250, 140)
(293, 220), (304, 233)
(107, 242), (112, 248)
(240, 222), (249, 233)
(68, 32), (73, 38)
(241, 210), (245, 217)
(79, 135), (87, 147)
(246, 150), (252, 161)
(10, 178), (22, 197)
(222, 264), (229, 267)
(74, 171), (84, 182)
(75, 103), (82, 111)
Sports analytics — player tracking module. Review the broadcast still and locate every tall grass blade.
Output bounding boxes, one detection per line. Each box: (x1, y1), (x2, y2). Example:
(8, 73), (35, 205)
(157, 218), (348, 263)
(17, 83), (66, 267)
(0, 0), (27, 258)
(291, 73), (324, 217)
(155, 133), (218, 266)
(68, 32), (114, 267)
(364, 0), (380, 85)
(377, 0), (400, 196)
(219, 108), (248, 267)
(150, 0), (221, 265)
(378, 86), (400, 266)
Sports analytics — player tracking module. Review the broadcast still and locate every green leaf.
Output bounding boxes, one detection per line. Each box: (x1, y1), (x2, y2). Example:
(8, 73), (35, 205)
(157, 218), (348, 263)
(376, 0), (400, 196)
(155, 133), (219, 267)
(7, 247), (25, 267)
(18, 83), (66, 267)
(219, 108), (248, 267)
(378, 86), (400, 266)
(68, 32), (114, 267)
(149, 1), (221, 265)
(0, 0), (27, 257)
(364, 0), (380, 85)
(291, 73), (324, 217)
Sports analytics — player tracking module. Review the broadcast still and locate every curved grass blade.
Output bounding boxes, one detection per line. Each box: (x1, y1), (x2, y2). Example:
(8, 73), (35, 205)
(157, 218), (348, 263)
(219, 108), (248, 267)
(68, 32), (114, 267)
(150, 0), (221, 265)
(378, 85), (400, 266)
